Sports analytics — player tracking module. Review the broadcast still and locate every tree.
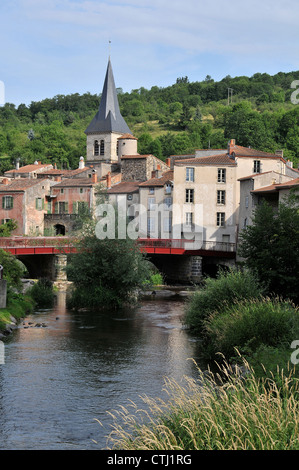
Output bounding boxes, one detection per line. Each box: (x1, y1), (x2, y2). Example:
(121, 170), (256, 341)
(66, 235), (150, 309)
(0, 248), (24, 290)
(238, 200), (299, 303)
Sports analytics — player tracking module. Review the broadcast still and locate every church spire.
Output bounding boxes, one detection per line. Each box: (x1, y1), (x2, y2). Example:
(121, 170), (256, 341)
(84, 59), (131, 135)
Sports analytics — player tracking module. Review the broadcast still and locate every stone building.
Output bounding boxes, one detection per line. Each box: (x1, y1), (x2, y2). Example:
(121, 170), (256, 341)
(84, 58), (131, 171)
(0, 177), (55, 235)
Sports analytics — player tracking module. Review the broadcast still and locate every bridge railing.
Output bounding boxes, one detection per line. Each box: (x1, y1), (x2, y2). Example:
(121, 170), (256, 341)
(138, 238), (236, 252)
(0, 237), (236, 253)
(0, 236), (75, 249)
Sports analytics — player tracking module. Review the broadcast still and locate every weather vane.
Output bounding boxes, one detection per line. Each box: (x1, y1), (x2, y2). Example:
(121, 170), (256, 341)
(109, 40), (111, 58)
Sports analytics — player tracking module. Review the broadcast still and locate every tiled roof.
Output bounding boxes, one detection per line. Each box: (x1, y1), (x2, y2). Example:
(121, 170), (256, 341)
(252, 178), (299, 193)
(231, 145), (285, 160)
(139, 170), (174, 187)
(52, 178), (96, 188)
(5, 164), (53, 174)
(0, 178), (45, 191)
(118, 133), (137, 140)
(175, 154), (237, 166)
(106, 182), (140, 194)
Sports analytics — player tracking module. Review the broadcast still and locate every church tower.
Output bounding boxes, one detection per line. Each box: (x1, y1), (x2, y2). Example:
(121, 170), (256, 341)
(85, 59), (132, 165)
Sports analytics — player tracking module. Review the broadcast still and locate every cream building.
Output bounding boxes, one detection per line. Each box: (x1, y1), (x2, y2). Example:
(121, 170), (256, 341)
(172, 139), (299, 248)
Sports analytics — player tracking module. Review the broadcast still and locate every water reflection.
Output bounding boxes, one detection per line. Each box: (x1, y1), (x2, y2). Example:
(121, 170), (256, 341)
(0, 291), (203, 450)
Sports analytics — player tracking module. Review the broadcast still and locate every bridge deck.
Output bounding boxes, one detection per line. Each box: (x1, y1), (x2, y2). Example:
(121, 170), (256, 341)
(0, 237), (236, 257)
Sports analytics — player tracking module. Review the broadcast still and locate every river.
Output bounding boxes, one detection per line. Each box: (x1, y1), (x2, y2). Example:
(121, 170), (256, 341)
(0, 290), (204, 450)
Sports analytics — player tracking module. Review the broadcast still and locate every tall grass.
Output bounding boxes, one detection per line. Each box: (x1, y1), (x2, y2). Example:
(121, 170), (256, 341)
(184, 268), (264, 333)
(103, 357), (299, 450)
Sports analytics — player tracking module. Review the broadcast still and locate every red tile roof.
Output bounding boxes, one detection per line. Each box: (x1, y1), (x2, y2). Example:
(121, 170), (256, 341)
(139, 170), (174, 187)
(106, 182), (140, 194)
(230, 145), (285, 160)
(0, 178), (46, 191)
(118, 133), (138, 140)
(5, 164), (53, 174)
(52, 177), (97, 188)
(175, 154), (237, 166)
(251, 178), (299, 194)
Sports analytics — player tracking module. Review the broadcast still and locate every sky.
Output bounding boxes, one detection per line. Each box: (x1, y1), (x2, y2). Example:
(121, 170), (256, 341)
(1, 0), (299, 106)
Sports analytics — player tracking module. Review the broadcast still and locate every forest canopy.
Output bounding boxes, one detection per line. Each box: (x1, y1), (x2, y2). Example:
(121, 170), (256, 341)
(1, 69), (299, 174)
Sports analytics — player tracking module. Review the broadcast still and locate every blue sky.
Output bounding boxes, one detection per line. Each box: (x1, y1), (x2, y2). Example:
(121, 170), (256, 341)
(1, 0), (299, 106)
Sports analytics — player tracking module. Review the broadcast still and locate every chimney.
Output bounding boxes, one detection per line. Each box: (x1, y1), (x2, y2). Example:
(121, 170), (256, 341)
(55, 176), (62, 182)
(106, 171), (111, 189)
(228, 139), (236, 155)
(166, 158), (171, 167)
(79, 156), (85, 169)
(275, 150), (284, 158)
(16, 159), (20, 170)
(287, 159), (293, 168)
(2, 178), (9, 185)
(91, 169), (97, 184)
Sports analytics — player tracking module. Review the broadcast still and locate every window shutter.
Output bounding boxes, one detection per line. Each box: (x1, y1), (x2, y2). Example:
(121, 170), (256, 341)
(54, 202), (59, 214)
(65, 202), (69, 214)
(2, 197), (4, 209)
(73, 202), (78, 214)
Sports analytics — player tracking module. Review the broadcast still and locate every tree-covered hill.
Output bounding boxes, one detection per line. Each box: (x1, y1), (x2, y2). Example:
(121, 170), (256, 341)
(1, 69), (299, 174)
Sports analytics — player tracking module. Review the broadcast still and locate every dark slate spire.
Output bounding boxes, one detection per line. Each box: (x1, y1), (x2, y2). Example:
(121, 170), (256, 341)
(85, 59), (131, 135)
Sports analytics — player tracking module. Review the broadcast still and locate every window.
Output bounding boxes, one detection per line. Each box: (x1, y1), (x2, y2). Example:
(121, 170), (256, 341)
(35, 197), (44, 210)
(61, 189), (64, 194)
(186, 167), (194, 182)
(148, 197), (156, 210)
(163, 217), (172, 233)
(165, 183), (172, 194)
(185, 188), (194, 203)
(2, 196), (13, 209)
(58, 202), (68, 214)
(127, 194), (133, 201)
(147, 217), (155, 233)
(244, 218), (248, 228)
(100, 140), (105, 156)
(149, 187), (155, 194)
(216, 212), (225, 227)
(185, 212), (193, 226)
(79, 188), (84, 194)
(94, 140), (99, 156)
(253, 160), (261, 173)
(217, 190), (225, 205)
(218, 168), (226, 183)
(245, 196), (249, 208)
(164, 197), (172, 210)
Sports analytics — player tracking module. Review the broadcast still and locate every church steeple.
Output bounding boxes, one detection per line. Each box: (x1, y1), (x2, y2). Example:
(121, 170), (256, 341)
(85, 59), (131, 135)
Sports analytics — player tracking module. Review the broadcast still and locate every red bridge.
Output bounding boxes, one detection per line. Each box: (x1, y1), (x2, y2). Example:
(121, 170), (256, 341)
(0, 236), (236, 258)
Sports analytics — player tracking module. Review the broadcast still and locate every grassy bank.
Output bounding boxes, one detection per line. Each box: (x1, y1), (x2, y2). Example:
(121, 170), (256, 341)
(0, 293), (35, 333)
(105, 358), (299, 450)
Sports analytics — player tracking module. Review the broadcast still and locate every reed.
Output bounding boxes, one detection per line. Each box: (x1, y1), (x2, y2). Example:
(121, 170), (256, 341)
(103, 356), (299, 450)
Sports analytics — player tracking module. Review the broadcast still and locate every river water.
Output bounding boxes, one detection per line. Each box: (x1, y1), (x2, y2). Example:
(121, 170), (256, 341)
(0, 290), (204, 450)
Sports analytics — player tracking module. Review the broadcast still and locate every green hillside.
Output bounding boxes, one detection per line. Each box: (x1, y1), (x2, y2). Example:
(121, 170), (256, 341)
(1, 69), (299, 174)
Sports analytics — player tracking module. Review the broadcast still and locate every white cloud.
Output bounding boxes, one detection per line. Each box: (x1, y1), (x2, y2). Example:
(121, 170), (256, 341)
(1, 0), (299, 104)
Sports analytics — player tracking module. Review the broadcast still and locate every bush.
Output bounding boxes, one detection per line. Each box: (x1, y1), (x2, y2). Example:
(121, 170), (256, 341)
(204, 298), (299, 360)
(28, 278), (55, 308)
(184, 268), (264, 333)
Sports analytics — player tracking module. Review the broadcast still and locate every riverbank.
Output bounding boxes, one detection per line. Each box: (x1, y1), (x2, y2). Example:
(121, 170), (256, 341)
(0, 293), (35, 338)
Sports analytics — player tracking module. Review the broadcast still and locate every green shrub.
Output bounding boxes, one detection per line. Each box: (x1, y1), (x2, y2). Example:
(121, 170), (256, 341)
(204, 298), (299, 360)
(184, 268), (264, 333)
(28, 278), (55, 308)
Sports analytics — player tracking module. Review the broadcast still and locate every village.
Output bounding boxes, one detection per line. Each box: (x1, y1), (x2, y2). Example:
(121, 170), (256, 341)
(0, 59), (298, 269)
